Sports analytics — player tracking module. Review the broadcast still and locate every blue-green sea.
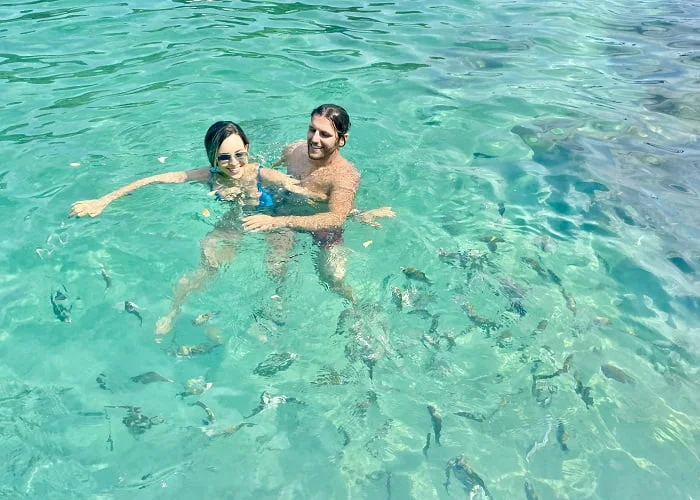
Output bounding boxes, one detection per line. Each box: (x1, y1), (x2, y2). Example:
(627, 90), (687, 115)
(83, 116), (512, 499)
(1, 0), (699, 498)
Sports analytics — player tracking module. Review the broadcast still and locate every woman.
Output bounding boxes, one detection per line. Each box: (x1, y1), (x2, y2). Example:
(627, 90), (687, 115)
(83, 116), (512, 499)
(70, 121), (392, 337)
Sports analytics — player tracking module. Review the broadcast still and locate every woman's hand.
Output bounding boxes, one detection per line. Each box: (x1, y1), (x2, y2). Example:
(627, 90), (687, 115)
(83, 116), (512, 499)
(213, 185), (243, 201)
(69, 198), (109, 218)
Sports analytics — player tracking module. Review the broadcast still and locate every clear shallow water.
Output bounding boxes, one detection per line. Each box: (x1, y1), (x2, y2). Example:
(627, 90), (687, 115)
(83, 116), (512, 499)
(1, 0), (699, 498)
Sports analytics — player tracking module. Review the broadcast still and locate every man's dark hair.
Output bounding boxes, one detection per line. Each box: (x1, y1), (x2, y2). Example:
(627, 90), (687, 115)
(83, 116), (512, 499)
(311, 104), (351, 137)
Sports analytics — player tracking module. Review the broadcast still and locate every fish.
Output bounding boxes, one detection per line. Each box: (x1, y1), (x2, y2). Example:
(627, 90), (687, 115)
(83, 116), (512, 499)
(479, 235), (504, 253)
(547, 269), (562, 286)
(509, 301), (527, 317)
(560, 289), (577, 315)
(561, 354), (574, 373)
(130, 371), (173, 384)
(244, 391), (301, 418)
(96, 373), (110, 391)
(124, 301), (142, 325)
(421, 334), (440, 350)
(497, 202), (505, 217)
(390, 286), (405, 310)
(574, 374), (594, 408)
(473, 152), (497, 159)
(534, 319), (548, 334)
(427, 404), (443, 445)
(444, 456), (492, 499)
(422, 432), (431, 458)
(176, 343), (221, 357)
(556, 421), (569, 451)
(312, 366), (346, 386)
(340, 304), (391, 380)
(107, 405), (162, 437)
(524, 479), (539, 500)
(401, 267), (432, 284)
(601, 364), (635, 384)
(454, 411), (487, 422)
(177, 377), (212, 398)
(522, 257), (549, 280)
(51, 286), (72, 323)
(253, 352), (297, 377)
(193, 400), (215, 425)
(462, 303), (500, 334)
(99, 266), (112, 290)
(440, 332), (457, 351)
(192, 311), (220, 326)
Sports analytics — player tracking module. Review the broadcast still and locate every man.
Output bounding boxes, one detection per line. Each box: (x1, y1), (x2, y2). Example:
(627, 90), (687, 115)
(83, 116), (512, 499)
(243, 104), (373, 302)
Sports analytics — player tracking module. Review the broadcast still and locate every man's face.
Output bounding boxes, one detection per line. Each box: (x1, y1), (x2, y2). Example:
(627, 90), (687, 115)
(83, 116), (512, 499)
(307, 115), (345, 161)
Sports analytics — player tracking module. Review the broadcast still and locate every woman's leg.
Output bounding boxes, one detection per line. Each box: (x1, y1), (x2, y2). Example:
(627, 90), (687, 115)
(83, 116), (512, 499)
(155, 229), (240, 339)
(264, 229), (296, 286)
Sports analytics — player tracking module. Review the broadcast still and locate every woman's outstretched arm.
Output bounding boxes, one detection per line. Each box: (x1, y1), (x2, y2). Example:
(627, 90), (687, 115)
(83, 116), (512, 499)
(69, 168), (209, 217)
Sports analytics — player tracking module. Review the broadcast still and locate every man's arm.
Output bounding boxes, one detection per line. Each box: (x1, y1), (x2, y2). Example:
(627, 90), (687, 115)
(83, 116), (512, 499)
(243, 168), (359, 232)
(281, 184), (356, 230)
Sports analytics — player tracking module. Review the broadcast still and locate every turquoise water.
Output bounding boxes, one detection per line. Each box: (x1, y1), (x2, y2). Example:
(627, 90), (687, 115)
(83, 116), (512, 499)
(1, 0), (699, 498)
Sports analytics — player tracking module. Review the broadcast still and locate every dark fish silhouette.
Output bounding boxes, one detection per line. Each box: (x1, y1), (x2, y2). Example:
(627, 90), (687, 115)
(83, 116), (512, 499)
(192, 311), (220, 325)
(124, 301), (142, 325)
(245, 391), (301, 418)
(176, 343), (221, 357)
(479, 235), (504, 253)
(130, 371), (173, 384)
(462, 302), (500, 334)
(422, 432), (431, 458)
(427, 404), (443, 445)
(574, 374), (594, 408)
(556, 421), (569, 451)
(444, 456), (492, 499)
(497, 202), (505, 217)
(401, 267), (432, 284)
(534, 319), (548, 334)
(253, 352), (297, 377)
(100, 266), (112, 290)
(524, 479), (539, 500)
(454, 411), (487, 422)
(51, 286), (72, 323)
(193, 400), (215, 425)
(561, 289), (577, 315)
(522, 257), (548, 280)
(601, 364), (634, 384)
(96, 372), (110, 391)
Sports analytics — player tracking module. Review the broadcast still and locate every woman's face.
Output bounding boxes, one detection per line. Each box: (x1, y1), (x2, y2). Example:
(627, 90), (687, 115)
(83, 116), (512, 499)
(216, 134), (249, 179)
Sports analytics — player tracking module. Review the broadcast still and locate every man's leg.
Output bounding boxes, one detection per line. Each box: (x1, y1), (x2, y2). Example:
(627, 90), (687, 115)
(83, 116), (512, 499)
(315, 243), (356, 304)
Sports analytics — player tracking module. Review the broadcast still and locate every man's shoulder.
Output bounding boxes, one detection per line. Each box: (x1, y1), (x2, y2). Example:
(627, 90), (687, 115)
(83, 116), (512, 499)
(331, 157), (360, 191)
(336, 157), (359, 176)
(285, 140), (306, 156)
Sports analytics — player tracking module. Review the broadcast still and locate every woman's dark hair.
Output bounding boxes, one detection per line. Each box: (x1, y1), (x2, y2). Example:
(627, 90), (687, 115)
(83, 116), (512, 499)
(311, 104), (351, 137)
(204, 121), (250, 166)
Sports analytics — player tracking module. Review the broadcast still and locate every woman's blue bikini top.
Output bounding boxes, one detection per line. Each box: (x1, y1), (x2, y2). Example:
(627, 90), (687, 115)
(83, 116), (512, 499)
(209, 165), (274, 208)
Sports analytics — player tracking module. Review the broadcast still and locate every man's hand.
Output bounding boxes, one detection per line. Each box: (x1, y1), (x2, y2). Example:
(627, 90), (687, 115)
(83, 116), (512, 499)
(354, 206), (396, 228)
(69, 199), (108, 218)
(243, 214), (288, 232)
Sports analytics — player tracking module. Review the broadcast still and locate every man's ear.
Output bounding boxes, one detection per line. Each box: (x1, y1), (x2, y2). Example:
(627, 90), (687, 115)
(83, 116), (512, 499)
(339, 133), (349, 148)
